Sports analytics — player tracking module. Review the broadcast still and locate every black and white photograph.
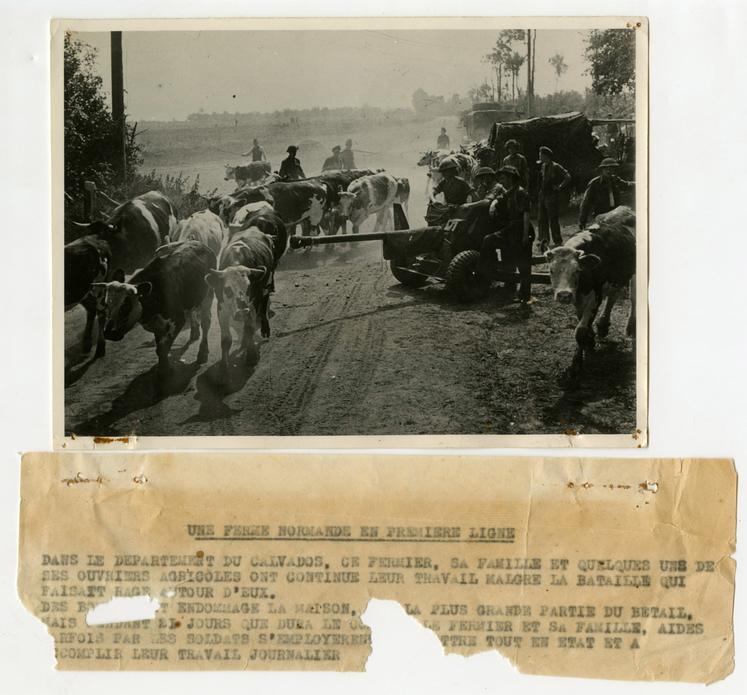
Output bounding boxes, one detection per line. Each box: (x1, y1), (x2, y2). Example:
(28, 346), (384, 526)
(56, 18), (647, 445)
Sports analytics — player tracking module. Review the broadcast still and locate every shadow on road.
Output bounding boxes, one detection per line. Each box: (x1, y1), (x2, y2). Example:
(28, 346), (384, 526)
(183, 357), (257, 425)
(67, 359), (202, 436)
(543, 340), (636, 433)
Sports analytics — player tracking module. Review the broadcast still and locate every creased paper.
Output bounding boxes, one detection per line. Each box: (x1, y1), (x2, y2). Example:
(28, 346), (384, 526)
(18, 453), (734, 681)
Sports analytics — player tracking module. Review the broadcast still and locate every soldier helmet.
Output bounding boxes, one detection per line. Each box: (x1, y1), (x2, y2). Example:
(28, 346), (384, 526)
(475, 166), (495, 178)
(437, 157), (459, 172)
(287, 145), (298, 154)
(599, 157), (619, 168)
(497, 165), (520, 180)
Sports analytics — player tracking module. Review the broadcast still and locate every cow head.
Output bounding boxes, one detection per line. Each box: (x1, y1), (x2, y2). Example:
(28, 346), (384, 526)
(205, 265), (267, 328)
(91, 269), (150, 341)
(545, 246), (601, 304)
(337, 191), (357, 217)
(417, 151), (435, 167)
(224, 165), (236, 181)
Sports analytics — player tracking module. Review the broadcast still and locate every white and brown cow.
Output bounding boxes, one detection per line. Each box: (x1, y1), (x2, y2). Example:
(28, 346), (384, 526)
(205, 228), (277, 371)
(169, 209), (227, 256)
(545, 206), (636, 381)
(91, 241), (216, 375)
(73, 191), (178, 274)
(64, 235), (112, 358)
(337, 173), (400, 234)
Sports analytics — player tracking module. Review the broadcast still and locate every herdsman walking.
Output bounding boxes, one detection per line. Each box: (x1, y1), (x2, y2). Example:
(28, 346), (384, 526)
(537, 145), (571, 251)
(578, 157), (635, 228)
(242, 138), (266, 161)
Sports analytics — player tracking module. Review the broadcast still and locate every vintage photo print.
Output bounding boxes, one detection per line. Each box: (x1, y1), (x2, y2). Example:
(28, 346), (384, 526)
(54, 17), (648, 448)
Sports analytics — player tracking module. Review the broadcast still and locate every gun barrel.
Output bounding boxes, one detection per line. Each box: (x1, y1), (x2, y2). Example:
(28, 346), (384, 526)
(290, 227), (439, 249)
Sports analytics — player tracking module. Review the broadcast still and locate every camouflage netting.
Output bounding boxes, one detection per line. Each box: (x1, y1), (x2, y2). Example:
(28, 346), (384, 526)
(489, 111), (602, 195)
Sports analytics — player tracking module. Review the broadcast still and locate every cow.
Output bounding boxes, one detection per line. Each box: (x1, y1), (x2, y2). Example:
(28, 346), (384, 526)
(228, 201), (288, 262)
(314, 169), (377, 235)
(224, 161), (272, 186)
(205, 227), (278, 371)
(208, 186), (274, 226)
(64, 235), (112, 358)
(337, 173), (399, 234)
(73, 191), (178, 274)
(545, 206), (636, 381)
(169, 209), (226, 256)
(91, 240), (216, 375)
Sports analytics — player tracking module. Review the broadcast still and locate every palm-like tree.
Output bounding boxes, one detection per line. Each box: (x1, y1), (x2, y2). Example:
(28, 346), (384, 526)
(548, 53), (569, 91)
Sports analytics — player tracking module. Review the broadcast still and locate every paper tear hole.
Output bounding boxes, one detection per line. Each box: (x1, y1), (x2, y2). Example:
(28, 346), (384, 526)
(162, 588), (176, 598)
(86, 595), (160, 626)
(640, 481), (658, 493)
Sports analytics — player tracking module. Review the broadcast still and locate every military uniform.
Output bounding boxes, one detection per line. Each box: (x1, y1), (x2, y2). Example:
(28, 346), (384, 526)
(537, 158), (571, 247)
(322, 154), (343, 171)
(501, 152), (529, 189)
(433, 176), (472, 206)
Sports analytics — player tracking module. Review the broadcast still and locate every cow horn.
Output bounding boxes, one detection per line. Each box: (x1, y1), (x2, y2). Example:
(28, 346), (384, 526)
(72, 221), (92, 228)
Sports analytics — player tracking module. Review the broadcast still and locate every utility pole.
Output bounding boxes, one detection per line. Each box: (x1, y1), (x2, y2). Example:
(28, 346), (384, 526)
(110, 31), (126, 184)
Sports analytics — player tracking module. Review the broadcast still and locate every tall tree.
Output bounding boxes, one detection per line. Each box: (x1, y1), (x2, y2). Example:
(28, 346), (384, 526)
(505, 51), (526, 102)
(64, 33), (141, 197)
(484, 30), (525, 102)
(548, 52), (569, 91)
(585, 29), (636, 95)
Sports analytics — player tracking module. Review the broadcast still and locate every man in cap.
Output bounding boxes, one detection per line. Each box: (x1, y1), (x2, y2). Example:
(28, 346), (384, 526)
(437, 127), (450, 150)
(578, 158), (635, 229)
(473, 167), (505, 202)
(537, 145), (571, 251)
(242, 138), (266, 162)
(501, 139), (529, 190)
(341, 139), (356, 170)
(479, 165), (535, 303)
(322, 145), (343, 172)
(431, 157), (472, 206)
(279, 145), (305, 181)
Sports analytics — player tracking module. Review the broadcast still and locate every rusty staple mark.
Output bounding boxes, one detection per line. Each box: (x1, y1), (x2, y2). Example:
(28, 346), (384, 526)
(93, 436), (131, 445)
(132, 474), (148, 485)
(640, 481), (659, 493)
(564, 428), (579, 437)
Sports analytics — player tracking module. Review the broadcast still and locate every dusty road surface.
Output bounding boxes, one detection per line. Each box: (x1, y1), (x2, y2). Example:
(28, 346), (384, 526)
(64, 117), (636, 437)
(64, 228), (636, 438)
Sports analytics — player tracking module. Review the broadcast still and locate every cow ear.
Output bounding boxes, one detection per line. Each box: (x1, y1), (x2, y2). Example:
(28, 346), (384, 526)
(136, 282), (152, 297)
(112, 268), (125, 283)
(578, 253), (601, 270)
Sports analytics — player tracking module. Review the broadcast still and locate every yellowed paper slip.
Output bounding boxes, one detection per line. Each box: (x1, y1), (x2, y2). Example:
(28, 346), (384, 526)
(19, 454), (734, 681)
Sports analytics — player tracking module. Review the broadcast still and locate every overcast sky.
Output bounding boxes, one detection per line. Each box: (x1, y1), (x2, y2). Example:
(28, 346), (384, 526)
(75, 29), (593, 121)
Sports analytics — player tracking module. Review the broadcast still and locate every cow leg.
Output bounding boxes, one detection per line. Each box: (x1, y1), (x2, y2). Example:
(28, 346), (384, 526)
(595, 284), (620, 339)
(94, 300), (107, 359)
(240, 317), (259, 365)
(197, 290), (212, 363)
(155, 320), (179, 376)
(188, 310), (201, 345)
(216, 304), (232, 373)
(81, 295), (96, 353)
(259, 291), (271, 338)
(566, 290), (600, 382)
(626, 275), (636, 337)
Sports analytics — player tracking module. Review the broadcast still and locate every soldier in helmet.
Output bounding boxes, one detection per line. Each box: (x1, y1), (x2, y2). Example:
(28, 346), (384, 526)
(480, 165), (535, 304)
(432, 157), (472, 206)
(279, 145), (305, 181)
(473, 167), (505, 202)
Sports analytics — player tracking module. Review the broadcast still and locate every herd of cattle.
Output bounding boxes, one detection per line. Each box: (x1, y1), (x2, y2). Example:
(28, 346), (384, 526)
(65, 166), (413, 379)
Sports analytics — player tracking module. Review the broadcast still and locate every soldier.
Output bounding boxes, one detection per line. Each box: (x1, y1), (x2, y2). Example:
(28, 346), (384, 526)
(578, 158), (635, 229)
(473, 167), (505, 202)
(537, 145), (571, 251)
(479, 165), (535, 304)
(432, 158), (472, 205)
(322, 145), (343, 172)
(341, 139), (356, 170)
(501, 139), (529, 190)
(278, 145), (305, 181)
